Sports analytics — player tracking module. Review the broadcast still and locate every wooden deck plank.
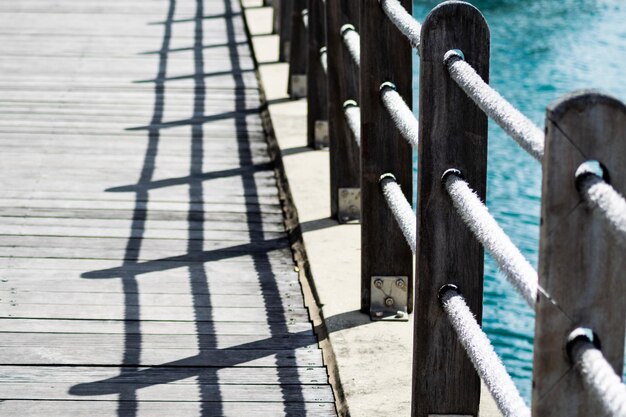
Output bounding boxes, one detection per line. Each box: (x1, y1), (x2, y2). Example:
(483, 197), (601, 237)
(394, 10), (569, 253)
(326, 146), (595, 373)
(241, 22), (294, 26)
(0, 401), (337, 417)
(0, 318), (315, 336)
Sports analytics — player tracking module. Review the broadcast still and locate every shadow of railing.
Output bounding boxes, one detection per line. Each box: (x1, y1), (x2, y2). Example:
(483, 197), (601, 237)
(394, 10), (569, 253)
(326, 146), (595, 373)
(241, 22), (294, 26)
(71, 0), (332, 416)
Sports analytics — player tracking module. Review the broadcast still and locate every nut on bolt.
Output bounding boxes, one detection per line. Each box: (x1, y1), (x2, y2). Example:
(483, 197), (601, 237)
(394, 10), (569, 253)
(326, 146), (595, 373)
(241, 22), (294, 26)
(374, 279), (383, 289)
(395, 279), (406, 289)
(384, 297), (395, 307)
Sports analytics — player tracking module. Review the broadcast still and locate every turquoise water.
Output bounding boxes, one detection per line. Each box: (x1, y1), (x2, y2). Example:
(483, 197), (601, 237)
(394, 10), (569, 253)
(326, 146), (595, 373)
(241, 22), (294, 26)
(412, 0), (626, 402)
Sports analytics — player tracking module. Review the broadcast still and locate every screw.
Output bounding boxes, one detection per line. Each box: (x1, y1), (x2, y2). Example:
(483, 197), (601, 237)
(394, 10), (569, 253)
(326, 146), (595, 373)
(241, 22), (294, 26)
(341, 190), (348, 198)
(349, 205), (358, 215)
(374, 279), (383, 289)
(384, 297), (394, 307)
(396, 279), (406, 289)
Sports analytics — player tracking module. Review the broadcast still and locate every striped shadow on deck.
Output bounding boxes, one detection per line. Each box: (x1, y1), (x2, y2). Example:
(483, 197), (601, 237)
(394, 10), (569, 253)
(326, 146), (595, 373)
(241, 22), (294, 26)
(0, 0), (336, 416)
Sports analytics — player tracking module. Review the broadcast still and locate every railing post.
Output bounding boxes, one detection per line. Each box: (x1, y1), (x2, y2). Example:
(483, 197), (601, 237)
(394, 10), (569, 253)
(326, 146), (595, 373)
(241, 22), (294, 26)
(278, 0), (294, 62)
(327, 0), (360, 221)
(272, 0), (280, 34)
(413, 2), (490, 416)
(307, 0), (328, 148)
(360, 0), (413, 316)
(288, 0), (308, 99)
(532, 92), (626, 417)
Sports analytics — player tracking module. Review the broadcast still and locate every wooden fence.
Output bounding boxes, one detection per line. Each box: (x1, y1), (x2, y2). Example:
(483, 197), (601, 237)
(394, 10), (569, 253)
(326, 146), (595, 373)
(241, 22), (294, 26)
(269, 0), (626, 416)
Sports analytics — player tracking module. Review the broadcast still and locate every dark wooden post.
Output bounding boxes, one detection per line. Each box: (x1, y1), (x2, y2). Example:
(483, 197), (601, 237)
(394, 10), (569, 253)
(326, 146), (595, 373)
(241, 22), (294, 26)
(278, 0), (294, 62)
(272, 0), (280, 34)
(327, 0), (360, 221)
(413, 2), (490, 416)
(532, 92), (626, 417)
(288, 0), (308, 98)
(307, 0), (328, 148)
(360, 0), (413, 316)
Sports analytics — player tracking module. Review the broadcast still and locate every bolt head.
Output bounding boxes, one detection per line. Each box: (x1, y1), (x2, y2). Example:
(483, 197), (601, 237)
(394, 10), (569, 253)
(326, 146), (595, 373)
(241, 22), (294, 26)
(374, 279), (383, 289)
(384, 297), (394, 307)
(396, 279), (406, 289)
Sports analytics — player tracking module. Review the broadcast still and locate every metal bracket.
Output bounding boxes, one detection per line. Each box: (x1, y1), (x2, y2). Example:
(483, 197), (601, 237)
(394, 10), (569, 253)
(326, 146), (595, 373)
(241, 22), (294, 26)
(314, 120), (329, 149)
(290, 75), (307, 99)
(370, 276), (409, 321)
(338, 188), (360, 223)
(283, 41), (291, 61)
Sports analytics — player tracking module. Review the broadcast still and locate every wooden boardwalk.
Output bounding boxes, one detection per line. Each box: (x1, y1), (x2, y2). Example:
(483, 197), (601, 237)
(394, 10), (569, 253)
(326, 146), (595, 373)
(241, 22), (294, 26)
(0, 0), (336, 415)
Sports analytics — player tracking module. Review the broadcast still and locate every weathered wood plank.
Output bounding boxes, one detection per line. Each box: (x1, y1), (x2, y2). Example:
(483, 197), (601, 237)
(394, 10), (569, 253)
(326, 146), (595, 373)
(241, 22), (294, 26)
(0, 318), (314, 336)
(0, 305), (310, 323)
(0, 333), (317, 350)
(0, 290), (304, 309)
(0, 383), (333, 403)
(0, 401), (337, 417)
(327, 0), (360, 220)
(306, 0), (328, 147)
(0, 347), (323, 367)
(413, 2), (490, 416)
(0, 365), (329, 386)
(360, 0), (413, 312)
(532, 92), (626, 417)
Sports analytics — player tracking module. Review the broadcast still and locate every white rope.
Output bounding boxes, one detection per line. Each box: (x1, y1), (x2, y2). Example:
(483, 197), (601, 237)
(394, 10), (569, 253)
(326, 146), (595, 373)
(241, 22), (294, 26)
(302, 9), (308, 29)
(380, 82), (418, 148)
(444, 172), (538, 306)
(578, 173), (626, 247)
(379, 0), (421, 49)
(340, 24), (360, 68)
(444, 50), (544, 161)
(569, 334), (626, 417)
(441, 287), (531, 417)
(320, 46), (328, 74)
(380, 174), (416, 253)
(343, 100), (361, 147)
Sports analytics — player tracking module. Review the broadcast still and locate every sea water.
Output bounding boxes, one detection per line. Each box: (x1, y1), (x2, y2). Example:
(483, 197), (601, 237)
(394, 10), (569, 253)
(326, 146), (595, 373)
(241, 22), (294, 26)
(412, 0), (626, 401)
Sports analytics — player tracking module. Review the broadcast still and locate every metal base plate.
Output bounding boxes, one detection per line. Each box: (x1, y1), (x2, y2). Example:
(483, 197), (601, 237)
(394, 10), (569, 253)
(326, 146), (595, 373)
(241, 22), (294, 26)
(338, 188), (360, 223)
(370, 276), (409, 321)
(314, 120), (329, 149)
(290, 75), (307, 99)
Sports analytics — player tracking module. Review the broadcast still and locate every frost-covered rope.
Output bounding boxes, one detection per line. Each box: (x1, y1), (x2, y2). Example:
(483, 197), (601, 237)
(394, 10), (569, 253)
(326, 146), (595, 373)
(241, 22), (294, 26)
(343, 100), (361, 147)
(380, 174), (416, 253)
(320, 46), (328, 74)
(568, 330), (626, 417)
(444, 50), (544, 161)
(440, 286), (531, 417)
(340, 24), (360, 68)
(302, 9), (308, 29)
(379, 0), (421, 49)
(444, 171), (538, 306)
(380, 82), (418, 148)
(577, 172), (626, 247)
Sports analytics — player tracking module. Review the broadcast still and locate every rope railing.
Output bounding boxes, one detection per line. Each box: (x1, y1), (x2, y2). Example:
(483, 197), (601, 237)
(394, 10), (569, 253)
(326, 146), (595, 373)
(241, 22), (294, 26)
(445, 49), (626, 247)
(319, 46), (328, 74)
(340, 24), (361, 68)
(440, 285), (531, 417)
(380, 174), (416, 253)
(280, 1), (626, 415)
(380, 82), (419, 148)
(577, 171), (626, 247)
(444, 50), (544, 161)
(302, 9), (308, 29)
(343, 100), (361, 146)
(379, 0), (421, 49)
(443, 170), (538, 307)
(567, 330), (626, 417)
